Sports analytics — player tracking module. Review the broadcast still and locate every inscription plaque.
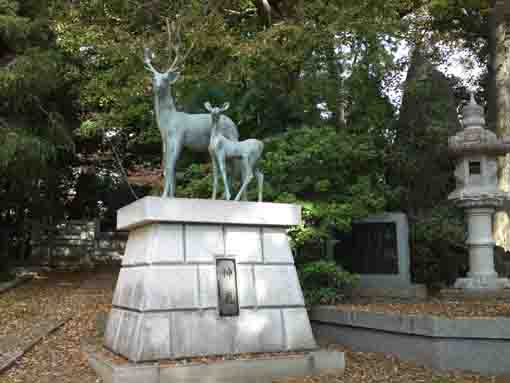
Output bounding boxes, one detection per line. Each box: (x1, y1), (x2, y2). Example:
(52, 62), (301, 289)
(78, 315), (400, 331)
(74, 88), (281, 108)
(334, 222), (399, 275)
(216, 258), (239, 316)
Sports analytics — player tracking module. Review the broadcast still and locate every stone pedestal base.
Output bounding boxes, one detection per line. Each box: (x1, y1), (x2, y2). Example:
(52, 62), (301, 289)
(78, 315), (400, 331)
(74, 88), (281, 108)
(454, 276), (510, 290)
(85, 346), (345, 383)
(104, 198), (317, 362)
(452, 206), (510, 291)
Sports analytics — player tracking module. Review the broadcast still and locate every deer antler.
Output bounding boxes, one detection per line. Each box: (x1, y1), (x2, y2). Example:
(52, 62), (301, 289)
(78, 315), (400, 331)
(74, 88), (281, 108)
(165, 18), (194, 74)
(143, 47), (159, 74)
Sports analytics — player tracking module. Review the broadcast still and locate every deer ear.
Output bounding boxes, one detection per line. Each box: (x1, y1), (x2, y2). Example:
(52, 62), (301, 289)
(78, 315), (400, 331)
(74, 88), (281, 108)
(204, 102), (212, 112)
(221, 102), (230, 112)
(168, 71), (180, 84)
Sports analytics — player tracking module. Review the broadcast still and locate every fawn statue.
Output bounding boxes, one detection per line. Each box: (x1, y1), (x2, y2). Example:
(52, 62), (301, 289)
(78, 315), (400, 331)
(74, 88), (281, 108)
(205, 102), (264, 202)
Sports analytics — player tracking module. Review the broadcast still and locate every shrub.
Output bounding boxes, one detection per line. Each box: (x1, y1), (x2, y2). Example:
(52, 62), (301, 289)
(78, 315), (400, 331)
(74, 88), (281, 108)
(298, 260), (359, 306)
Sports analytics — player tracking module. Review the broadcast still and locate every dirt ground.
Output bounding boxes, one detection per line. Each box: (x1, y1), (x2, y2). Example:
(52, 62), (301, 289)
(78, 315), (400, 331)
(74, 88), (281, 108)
(0, 270), (504, 383)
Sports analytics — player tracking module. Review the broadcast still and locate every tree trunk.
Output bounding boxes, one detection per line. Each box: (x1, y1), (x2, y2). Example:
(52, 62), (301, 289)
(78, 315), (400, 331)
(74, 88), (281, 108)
(491, 0), (510, 250)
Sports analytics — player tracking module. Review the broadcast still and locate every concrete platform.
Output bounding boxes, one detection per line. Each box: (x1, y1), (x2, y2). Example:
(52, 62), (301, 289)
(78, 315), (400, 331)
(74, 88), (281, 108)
(311, 305), (510, 375)
(85, 346), (345, 383)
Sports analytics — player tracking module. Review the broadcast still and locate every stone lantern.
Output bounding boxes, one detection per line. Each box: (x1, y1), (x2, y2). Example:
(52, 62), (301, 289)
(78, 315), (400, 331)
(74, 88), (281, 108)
(448, 93), (510, 290)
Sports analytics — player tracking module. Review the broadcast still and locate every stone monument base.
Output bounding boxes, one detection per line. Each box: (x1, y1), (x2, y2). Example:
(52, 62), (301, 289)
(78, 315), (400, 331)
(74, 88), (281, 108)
(85, 347), (344, 383)
(104, 197), (317, 362)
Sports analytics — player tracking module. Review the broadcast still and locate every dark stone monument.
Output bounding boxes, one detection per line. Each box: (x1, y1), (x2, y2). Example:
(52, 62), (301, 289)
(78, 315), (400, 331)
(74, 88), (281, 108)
(335, 212), (426, 299)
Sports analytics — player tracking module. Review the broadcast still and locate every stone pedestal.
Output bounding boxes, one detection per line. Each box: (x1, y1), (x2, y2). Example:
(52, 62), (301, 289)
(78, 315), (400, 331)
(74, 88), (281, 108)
(454, 206), (510, 290)
(104, 197), (317, 363)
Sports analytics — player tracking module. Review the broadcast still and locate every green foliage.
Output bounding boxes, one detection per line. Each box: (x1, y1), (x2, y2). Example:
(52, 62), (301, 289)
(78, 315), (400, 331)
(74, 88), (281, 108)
(298, 260), (359, 306)
(263, 125), (388, 245)
(411, 206), (466, 287)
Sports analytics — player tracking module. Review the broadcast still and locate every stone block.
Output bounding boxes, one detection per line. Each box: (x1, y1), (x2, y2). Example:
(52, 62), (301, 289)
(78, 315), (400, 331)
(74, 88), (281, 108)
(185, 225), (223, 263)
(150, 224), (184, 264)
(112, 267), (145, 309)
(282, 308), (317, 350)
(310, 350), (345, 374)
(136, 313), (171, 361)
(235, 309), (284, 353)
(237, 265), (256, 308)
(122, 225), (184, 266)
(104, 308), (122, 351)
(171, 310), (234, 358)
(263, 228), (294, 264)
(255, 265), (305, 307)
(115, 310), (141, 360)
(117, 197), (302, 230)
(144, 266), (199, 310)
(225, 226), (262, 263)
(197, 265), (218, 308)
(122, 226), (152, 265)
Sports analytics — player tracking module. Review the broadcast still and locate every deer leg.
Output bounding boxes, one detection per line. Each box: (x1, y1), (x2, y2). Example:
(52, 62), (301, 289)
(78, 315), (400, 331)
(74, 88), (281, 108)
(235, 172), (253, 201)
(239, 159), (250, 201)
(161, 139), (168, 197)
(209, 148), (218, 200)
(165, 135), (182, 198)
(255, 170), (264, 202)
(217, 151), (231, 200)
(235, 160), (253, 201)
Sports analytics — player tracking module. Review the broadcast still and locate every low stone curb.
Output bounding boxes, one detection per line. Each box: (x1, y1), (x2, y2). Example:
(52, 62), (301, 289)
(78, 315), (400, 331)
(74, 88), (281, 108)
(83, 341), (345, 383)
(0, 318), (70, 374)
(0, 275), (33, 295)
(310, 305), (510, 375)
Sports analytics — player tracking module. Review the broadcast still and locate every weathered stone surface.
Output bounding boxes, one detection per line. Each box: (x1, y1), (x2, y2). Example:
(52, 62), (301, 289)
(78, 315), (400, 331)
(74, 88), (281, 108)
(263, 228), (294, 264)
(144, 266), (199, 310)
(122, 225), (184, 265)
(171, 310), (234, 358)
(104, 308), (122, 351)
(136, 313), (171, 361)
(113, 310), (140, 358)
(255, 265), (304, 307)
(117, 197), (301, 230)
(237, 265), (256, 307)
(185, 225), (223, 263)
(113, 267), (144, 308)
(122, 226), (152, 265)
(234, 309), (284, 353)
(197, 265), (218, 308)
(225, 226), (262, 263)
(282, 308), (317, 350)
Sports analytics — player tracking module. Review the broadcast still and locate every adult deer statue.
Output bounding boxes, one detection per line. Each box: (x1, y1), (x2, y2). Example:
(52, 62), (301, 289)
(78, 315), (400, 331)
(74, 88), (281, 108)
(143, 21), (239, 198)
(205, 102), (264, 202)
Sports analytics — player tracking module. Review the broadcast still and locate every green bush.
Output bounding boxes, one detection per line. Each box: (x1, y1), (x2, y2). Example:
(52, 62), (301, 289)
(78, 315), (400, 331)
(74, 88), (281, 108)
(411, 206), (467, 289)
(298, 260), (359, 306)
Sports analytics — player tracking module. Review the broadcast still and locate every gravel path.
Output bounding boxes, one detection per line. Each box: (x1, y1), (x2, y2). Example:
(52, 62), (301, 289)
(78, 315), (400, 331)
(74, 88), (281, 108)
(0, 271), (501, 382)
